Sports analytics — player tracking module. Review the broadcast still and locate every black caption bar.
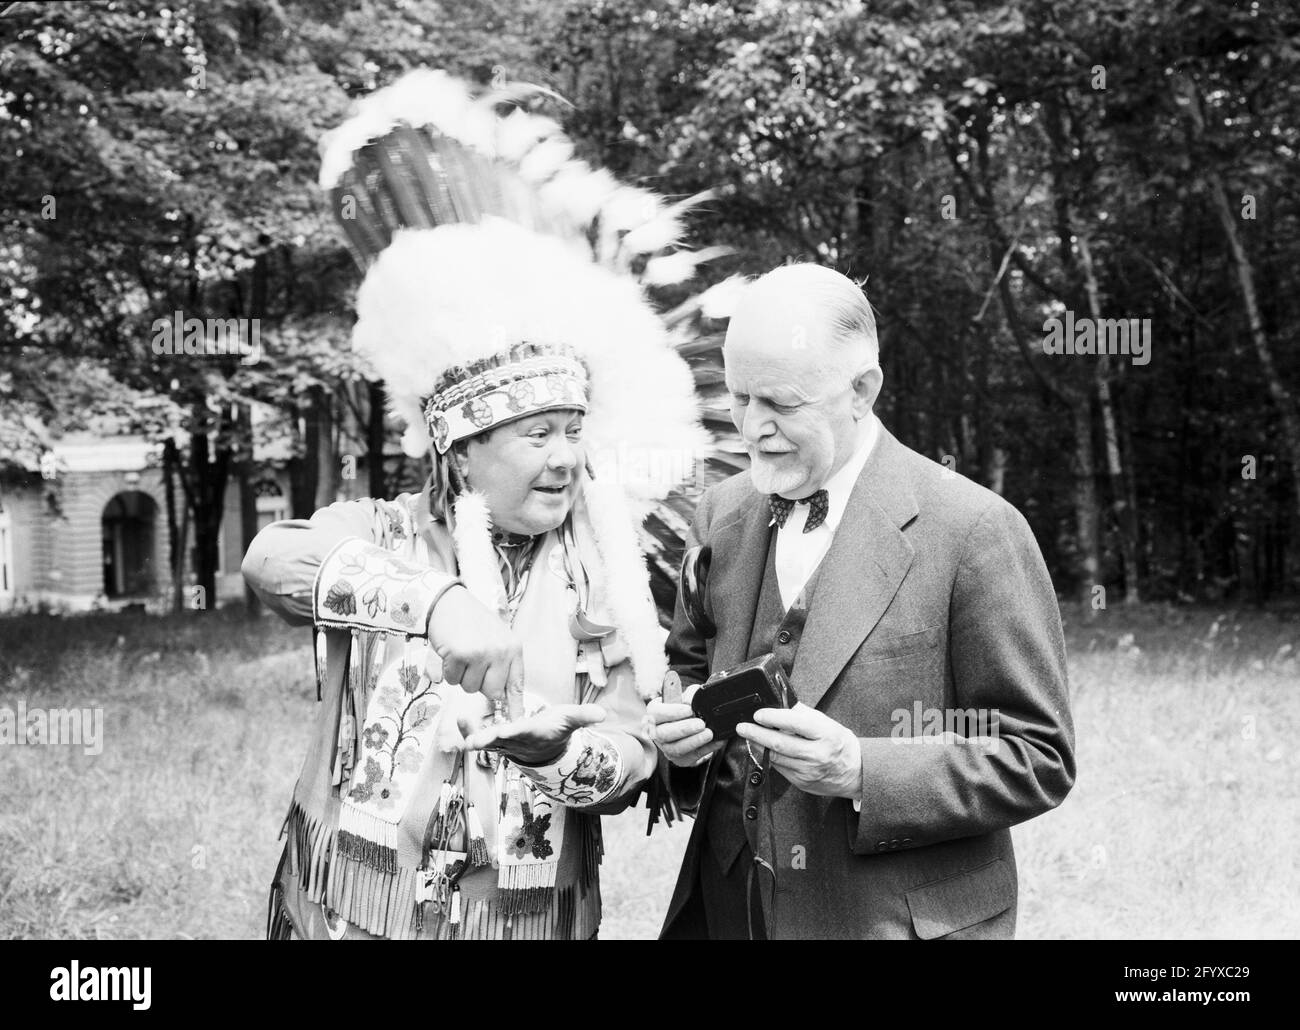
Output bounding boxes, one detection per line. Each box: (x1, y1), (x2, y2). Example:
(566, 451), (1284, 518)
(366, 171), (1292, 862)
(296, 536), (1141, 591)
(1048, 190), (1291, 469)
(0, 941), (1279, 1017)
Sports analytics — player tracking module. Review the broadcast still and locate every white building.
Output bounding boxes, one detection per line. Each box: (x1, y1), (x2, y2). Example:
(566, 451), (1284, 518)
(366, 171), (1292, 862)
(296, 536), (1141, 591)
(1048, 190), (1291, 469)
(0, 433), (290, 612)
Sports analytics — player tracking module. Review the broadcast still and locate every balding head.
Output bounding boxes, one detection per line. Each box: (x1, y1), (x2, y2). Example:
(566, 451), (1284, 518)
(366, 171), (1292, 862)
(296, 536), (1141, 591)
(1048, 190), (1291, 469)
(722, 263), (884, 498)
(725, 264), (879, 382)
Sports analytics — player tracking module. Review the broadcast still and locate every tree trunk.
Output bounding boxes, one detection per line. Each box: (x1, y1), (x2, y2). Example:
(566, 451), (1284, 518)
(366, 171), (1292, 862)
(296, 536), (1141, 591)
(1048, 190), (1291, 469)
(187, 412), (230, 610)
(1207, 180), (1300, 522)
(234, 403), (261, 613)
(175, 495), (190, 613)
(1094, 376), (1138, 602)
(163, 438), (182, 613)
(1178, 74), (1300, 523)
(289, 393), (320, 520)
(1071, 398), (1103, 614)
(987, 447), (1007, 496)
(237, 243), (270, 612)
(314, 385), (339, 510)
(1078, 235), (1140, 602)
(368, 380), (387, 499)
(1119, 403), (1143, 595)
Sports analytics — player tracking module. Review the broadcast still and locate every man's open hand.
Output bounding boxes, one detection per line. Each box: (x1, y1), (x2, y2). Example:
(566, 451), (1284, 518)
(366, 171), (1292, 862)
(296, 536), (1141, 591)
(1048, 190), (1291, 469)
(463, 703), (606, 767)
(737, 704), (862, 798)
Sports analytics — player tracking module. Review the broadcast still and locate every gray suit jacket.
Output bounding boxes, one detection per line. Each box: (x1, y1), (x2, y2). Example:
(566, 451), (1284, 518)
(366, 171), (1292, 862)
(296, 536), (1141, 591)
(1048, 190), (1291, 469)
(660, 426), (1076, 939)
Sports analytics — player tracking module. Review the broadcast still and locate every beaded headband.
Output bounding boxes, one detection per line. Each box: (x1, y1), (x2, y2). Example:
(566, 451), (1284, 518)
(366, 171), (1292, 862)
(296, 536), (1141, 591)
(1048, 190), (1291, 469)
(422, 343), (589, 454)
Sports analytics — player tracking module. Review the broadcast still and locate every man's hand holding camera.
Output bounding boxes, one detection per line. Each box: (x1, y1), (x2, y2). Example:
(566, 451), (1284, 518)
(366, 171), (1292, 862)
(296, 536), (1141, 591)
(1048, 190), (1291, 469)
(737, 705), (862, 799)
(651, 687), (862, 800)
(649, 687), (727, 768)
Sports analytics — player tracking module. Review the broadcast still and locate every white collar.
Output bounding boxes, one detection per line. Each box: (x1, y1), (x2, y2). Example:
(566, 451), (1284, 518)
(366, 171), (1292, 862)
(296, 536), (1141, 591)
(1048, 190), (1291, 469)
(820, 413), (879, 532)
(776, 413), (880, 535)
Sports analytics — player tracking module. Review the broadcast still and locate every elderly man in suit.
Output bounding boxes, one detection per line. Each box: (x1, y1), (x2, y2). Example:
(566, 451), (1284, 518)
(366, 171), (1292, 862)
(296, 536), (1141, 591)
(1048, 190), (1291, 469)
(650, 263), (1075, 940)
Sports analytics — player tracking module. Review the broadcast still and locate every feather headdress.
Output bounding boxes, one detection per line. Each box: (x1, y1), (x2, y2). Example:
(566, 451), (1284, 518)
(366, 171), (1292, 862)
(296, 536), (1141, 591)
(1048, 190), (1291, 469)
(321, 69), (718, 696)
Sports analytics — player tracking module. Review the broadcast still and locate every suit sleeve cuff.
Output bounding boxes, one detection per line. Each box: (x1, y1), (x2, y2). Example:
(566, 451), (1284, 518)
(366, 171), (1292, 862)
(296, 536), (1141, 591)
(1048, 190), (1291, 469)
(850, 738), (864, 814)
(313, 536), (462, 635)
(513, 728), (625, 808)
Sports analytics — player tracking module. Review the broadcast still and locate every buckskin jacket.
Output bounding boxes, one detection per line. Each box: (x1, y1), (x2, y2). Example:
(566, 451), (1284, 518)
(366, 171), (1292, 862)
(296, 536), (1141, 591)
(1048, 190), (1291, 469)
(242, 482), (656, 940)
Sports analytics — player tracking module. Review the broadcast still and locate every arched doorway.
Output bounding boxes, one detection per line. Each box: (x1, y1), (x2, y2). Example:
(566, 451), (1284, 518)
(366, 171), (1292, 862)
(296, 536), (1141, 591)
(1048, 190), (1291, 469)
(254, 477), (288, 531)
(102, 491), (157, 598)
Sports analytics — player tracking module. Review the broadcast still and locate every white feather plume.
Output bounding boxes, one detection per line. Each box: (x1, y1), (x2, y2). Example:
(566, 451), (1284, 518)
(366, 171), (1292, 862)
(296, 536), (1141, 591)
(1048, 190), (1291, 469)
(698, 274), (751, 320)
(450, 491), (506, 616)
(580, 478), (668, 699)
(643, 246), (732, 287)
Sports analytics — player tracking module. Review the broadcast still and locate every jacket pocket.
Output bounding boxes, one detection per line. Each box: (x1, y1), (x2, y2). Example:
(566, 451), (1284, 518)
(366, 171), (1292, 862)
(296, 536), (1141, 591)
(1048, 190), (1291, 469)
(905, 858), (1015, 940)
(853, 626), (940, 664)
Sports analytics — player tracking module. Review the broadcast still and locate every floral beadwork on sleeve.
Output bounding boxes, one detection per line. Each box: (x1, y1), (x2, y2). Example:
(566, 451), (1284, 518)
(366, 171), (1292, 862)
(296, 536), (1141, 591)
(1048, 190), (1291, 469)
(514, 728), (624, 807)
(314, 537), (461, 635)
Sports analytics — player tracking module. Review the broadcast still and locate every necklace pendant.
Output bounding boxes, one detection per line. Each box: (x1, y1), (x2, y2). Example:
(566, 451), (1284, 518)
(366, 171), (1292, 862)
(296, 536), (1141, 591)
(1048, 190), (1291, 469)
(569, 606), (616, 642)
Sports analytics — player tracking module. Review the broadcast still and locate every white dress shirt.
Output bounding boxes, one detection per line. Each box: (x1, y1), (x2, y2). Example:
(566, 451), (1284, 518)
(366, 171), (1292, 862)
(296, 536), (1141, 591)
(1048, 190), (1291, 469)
(773, 413), (880, 611)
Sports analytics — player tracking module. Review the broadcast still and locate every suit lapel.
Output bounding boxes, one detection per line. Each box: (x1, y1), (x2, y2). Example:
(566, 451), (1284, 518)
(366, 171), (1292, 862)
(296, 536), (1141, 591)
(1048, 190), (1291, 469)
(791, 429), (918, 710)
(708, 488), (772, 676)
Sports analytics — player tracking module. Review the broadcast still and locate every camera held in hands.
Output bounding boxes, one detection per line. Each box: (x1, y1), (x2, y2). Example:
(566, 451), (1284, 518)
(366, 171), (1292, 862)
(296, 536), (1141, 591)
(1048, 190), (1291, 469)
(691, 653), (796, 741)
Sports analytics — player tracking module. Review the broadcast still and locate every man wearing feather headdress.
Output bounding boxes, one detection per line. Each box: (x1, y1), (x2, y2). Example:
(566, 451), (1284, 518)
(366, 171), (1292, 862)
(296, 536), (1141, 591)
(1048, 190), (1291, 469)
(242, 71), (709, 939)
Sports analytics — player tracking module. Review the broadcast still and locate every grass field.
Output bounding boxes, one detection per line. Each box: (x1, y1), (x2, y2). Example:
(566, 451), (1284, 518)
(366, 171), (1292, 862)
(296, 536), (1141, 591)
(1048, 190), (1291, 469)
(1, 602), (1296, 939)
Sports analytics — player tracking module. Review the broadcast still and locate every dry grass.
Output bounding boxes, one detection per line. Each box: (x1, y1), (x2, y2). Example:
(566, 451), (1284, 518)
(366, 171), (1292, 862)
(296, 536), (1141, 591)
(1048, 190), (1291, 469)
(0, 603), (1296, 939)
(0, 610), (304, 939)
(1014, 604), (1300, 940)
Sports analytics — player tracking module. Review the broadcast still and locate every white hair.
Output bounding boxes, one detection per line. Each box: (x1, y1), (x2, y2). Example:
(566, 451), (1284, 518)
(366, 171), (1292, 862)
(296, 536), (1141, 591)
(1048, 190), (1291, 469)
(748, 263), (879, 378)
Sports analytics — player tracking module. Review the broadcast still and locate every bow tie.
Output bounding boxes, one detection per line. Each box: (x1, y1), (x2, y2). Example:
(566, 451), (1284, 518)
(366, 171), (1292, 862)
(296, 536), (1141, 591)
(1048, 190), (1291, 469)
(769, 489), (829, 532)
